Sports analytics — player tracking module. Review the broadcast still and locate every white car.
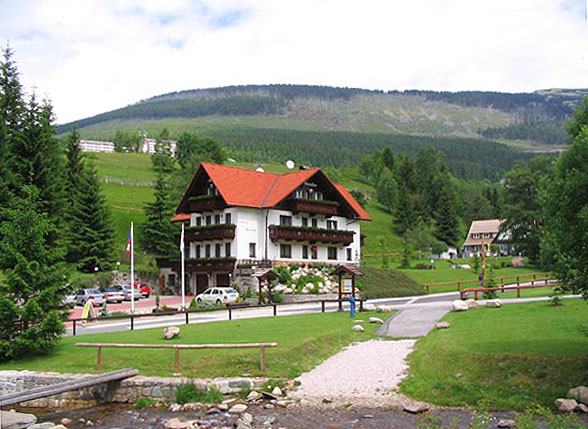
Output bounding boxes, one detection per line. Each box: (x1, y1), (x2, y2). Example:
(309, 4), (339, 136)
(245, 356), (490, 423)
(75, 289), (105, 306)
(120, 285), (142, 301)
(196, 287), (240, 306)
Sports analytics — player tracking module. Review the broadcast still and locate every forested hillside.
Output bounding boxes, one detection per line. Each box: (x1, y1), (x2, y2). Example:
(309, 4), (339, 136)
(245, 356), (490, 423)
(59, 84), (586, 146)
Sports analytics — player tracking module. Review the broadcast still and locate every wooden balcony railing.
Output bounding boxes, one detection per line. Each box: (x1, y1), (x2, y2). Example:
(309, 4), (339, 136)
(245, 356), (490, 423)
(187, 195), (226, 212)
(185, 224), (236, 241)
(287, 198), (338, 216)
(268, 225), (354, 245)
(156, 257), (236, 273)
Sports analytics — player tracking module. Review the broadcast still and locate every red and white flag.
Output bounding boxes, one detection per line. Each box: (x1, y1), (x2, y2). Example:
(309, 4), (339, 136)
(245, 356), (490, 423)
(126, 228), (133, 254)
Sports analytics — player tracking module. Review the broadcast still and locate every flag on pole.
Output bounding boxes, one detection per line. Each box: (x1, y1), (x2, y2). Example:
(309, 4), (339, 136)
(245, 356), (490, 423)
(126, 228), (133, 254)
(180, 222), (185, 253)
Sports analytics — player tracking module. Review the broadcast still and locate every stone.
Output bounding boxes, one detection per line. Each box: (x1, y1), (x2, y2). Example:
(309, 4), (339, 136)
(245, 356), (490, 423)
(403, 400), (430, 414)
(262, 391), (278, 400)
(465, 299), (480, 309)
(264, 403), (275, 409)
(568, 385), (588, 405)
(376, 305), (392, 313)
(0, 411), (38, 429)
(206, 407), (220, 415)
(452, 300), (468, 312)
(369, 317), (384, 324)
(363, 304), (376, 311)
(163, 326), (180, 340)
(271, 386), (283, 396)
(218, 403), (229, 411)
(28, 424), (58, 429)
(497, 419), (517, 428)
(435, 321), (451, 329)
(575, 403), (588, 413)
(353, 319), (364, 323)
(229, 403), (248, 414)
(164, 418), (193, 429)
(86, 421), (94, 426)
(247, 390), (262, 401)
(275, 400), (289, 408)
(222, 398), (237, 405)
(352, 325), (365, 332)
(486, 299), (502, 308)
(60, 418), (72, 425)
(555, 398), (577, 412)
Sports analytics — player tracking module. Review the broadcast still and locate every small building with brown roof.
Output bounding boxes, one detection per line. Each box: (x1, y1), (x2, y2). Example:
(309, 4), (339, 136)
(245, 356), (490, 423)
(461, 219), (513, 257)
(160, 163), (370, 295)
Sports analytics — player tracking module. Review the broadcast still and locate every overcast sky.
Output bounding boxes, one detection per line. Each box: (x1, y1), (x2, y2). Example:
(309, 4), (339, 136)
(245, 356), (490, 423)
(1, 0), (587, 124)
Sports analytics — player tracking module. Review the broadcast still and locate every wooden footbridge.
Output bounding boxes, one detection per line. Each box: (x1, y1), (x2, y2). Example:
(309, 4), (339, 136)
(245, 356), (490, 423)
(0, 368), (138, 407)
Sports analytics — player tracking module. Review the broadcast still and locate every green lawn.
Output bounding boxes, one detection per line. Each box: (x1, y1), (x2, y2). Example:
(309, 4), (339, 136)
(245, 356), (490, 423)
(400, 299), (588, 410)
(88, 152), (155, 182)
(358, 265), (425, 299)
(0, 311), (385, 379)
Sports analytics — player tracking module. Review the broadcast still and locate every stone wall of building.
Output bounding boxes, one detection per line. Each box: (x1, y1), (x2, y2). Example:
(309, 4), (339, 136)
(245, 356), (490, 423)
(0, 371), (267, 408)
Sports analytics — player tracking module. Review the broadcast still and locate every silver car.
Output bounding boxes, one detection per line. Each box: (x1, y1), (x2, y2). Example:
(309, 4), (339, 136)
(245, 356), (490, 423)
(196, 287), (240, 305)
(75, 289), (105, 306)
(102, 287), (125, 303)
(120, 285), (142, 301)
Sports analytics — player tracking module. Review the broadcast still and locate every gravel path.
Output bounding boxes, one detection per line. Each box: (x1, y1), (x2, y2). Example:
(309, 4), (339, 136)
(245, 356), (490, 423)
(291, 339), (416, 406)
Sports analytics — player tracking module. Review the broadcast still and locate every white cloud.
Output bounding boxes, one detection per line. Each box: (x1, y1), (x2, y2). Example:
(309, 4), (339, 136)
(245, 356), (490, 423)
(0, 0), (586, 123)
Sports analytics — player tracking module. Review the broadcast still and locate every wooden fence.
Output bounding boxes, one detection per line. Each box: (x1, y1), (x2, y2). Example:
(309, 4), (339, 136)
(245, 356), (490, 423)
(76, 342), (278, 374)
(459, 281), (566, 300)
(424, 272), (552, 293)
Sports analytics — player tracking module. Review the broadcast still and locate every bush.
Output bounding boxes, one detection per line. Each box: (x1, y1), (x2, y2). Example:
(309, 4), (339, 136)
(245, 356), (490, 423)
(245, 286), (252, 299)
(134, 397), (157, 408)
(550, 285), (564, 306)
(273, 266), (292, 285)
(189, 298), (199, 309)
(175, 382), (224, 404)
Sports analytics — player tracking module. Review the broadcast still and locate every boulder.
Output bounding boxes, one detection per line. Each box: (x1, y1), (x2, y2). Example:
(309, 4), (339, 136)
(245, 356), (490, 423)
(568, 385), (588, 405)
(0, 410), (37, 429)
(271, 386), (283, 397)
(486, 299), (502, 308)
(363, 303), (376, 311)
(246, 390), (262, 401)
(229, 403), (248, 414)
(435, 321), (451, 329)
(163, 326), (180, 340)
(497, 419), (516, 428)
(403, 400), (430, 414)
(376, 305), (392, 313)
(555, 398), (577, 412)
(465, 299), (480, 309)
(452, 300), (468, 312)
(575, 403), (588, 413)
(352, 324), (365, 332)
(60, 418), (72, 426)
(369, 317), (384, 324)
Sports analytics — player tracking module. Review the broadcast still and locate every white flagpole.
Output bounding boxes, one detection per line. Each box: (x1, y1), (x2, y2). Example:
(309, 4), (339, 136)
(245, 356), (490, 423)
(181, 222), (186, 310)
(130, 221), (135, 314)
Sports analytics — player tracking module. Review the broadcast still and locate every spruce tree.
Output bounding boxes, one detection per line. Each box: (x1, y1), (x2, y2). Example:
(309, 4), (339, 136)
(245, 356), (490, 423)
(141, 173), (178, 256)
(0, 187), (69, 360)
(435, 175), (460, 246)
(396, 184), (417, 232)
(67, 164), (115, 272)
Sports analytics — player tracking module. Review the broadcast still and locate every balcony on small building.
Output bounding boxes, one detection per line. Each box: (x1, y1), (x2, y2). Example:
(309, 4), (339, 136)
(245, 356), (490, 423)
(268, 225), (354, 245)
(187, 195), (226, 212)
(287, 198), (339, 216)
(185, 224), (236, 241)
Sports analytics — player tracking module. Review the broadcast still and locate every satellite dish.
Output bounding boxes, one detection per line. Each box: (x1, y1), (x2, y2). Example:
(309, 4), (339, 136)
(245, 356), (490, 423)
(286, 160), (295, 170)
(256, 167), (265, 173)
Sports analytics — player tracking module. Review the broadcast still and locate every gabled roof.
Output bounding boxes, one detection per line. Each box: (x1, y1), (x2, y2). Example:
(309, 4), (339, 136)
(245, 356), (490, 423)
(177, 163), (371, 221)
(171, 213), (190, 223)
(462, 219), (505, 247)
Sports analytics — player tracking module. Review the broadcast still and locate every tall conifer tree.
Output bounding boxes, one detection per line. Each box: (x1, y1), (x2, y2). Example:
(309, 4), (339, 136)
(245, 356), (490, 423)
(141, 173), (178, 256)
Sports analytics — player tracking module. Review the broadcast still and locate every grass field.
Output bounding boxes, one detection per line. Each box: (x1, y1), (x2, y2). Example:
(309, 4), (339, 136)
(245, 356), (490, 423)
(400, 299), (588, 410)
(358, 265), (425, 299)
(0, 311), (385, 379)
(88, 152), (156, 182)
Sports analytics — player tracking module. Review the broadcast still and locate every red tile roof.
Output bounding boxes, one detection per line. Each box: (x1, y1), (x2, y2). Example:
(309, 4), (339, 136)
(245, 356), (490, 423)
(180, 163), (371, 221)
(171, 213), (190, 222)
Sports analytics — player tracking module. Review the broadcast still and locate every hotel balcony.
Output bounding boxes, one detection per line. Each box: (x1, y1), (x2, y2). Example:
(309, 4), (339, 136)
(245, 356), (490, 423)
(187, 195), (226, 212)
(268, 225), (354, 245)
(156, 257), (236, 273)
(185, 224), (236, 241)
(287, 198), (338, 216)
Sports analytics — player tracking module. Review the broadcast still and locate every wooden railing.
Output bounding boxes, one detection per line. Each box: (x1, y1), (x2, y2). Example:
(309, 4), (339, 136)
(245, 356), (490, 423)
(268, 225), (354, 245)
(424, 272), (552, 293)
(184, 224), (235, 241)
(76, 342), (278, 374)
(459, 281), (566, 300)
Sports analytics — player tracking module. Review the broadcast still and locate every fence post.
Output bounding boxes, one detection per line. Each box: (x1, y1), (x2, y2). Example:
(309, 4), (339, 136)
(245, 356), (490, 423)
(338, 299), (343, 311)
(425, 284), (429, 294)
(97, 346), (102, 371)
(273, 304), (277, 316)
(457, 282), (461, 292)
(517, 287), (520, 298)
(321, 301), (325, 313)
(228, 307), (232, 320)
(130, 315), (134, 331)
(174, 347), (180, 374)
(516, 276), (520, 288)
(73, 320), (76, 336)
(185, 311), (189, 325)
(260, 346), (266, 372)
(359, 299), (364, 312)
(474, 290), (478, 300)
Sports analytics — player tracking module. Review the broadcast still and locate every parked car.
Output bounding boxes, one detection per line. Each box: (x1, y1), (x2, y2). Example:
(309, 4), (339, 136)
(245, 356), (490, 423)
(196, 287), (240, 305)
(75, 289), (105, 306)
(63, 293), (77, 305)
(120, 284), (142, 301)
(133, 282), (151, 298)
(102, 287), (125, 303)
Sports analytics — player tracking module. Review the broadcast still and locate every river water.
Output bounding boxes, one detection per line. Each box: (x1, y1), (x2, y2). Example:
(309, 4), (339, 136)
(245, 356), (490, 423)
(23, 404), (588, 428)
